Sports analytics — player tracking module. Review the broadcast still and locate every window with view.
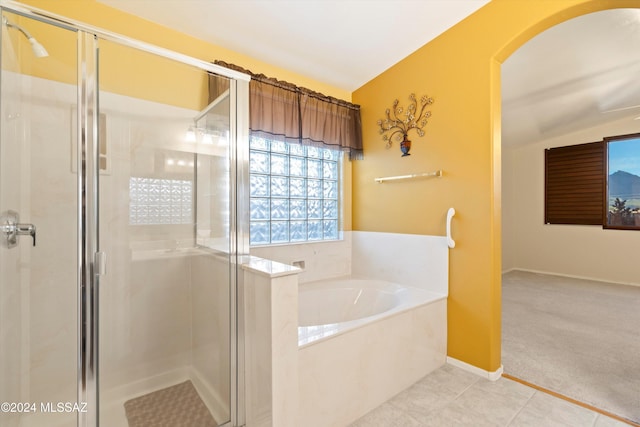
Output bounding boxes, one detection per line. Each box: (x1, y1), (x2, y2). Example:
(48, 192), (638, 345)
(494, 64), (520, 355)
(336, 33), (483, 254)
(605, 133), (640, 229)
(249, 135), (341, 245)
(544, 132), (640, 230)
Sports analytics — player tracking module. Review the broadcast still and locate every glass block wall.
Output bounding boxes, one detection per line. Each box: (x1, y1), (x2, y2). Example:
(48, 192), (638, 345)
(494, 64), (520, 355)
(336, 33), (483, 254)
(249, 136), (341, 245)
(129, 177), (193, 225)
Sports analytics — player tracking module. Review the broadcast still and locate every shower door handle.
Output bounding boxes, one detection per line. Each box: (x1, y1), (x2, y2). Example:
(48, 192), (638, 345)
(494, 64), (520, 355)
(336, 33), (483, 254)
(1, 210), (37, 248)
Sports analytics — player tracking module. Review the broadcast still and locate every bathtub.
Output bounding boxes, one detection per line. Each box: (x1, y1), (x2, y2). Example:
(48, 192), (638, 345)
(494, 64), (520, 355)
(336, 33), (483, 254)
(297, 276), (448, 427)
(298, 278), (445, 347)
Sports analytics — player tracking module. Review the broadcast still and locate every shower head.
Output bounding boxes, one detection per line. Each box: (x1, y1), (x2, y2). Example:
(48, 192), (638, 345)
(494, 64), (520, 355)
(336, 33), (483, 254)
(2, 16), (49, 58)
(27, 37), (48, 58)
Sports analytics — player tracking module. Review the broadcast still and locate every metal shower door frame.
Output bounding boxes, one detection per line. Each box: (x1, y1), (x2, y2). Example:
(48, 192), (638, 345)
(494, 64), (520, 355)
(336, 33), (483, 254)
(0, 2), (250, 426)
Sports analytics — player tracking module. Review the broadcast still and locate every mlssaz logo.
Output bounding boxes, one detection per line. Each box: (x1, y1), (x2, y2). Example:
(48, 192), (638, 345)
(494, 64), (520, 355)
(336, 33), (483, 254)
(40, 402), (88, 413)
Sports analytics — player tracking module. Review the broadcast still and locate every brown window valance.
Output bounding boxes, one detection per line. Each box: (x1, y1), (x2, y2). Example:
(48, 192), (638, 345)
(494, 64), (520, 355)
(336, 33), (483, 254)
(211, 60), (363, 160)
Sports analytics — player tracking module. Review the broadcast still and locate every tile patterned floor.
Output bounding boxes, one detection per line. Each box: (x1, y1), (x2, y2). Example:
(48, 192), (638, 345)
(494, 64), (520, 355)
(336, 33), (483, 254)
(350, 364), (632, 427)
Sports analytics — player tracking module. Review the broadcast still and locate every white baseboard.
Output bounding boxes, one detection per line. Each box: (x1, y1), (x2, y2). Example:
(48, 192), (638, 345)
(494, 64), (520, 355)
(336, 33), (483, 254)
(502, 268), (640, 287)
(446, 357), (503, 382)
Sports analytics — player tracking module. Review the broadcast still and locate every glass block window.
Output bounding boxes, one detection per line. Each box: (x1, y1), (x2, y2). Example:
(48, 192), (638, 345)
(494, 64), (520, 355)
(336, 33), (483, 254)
(249, 135), (341, 245)
(129, 177), (193, 225)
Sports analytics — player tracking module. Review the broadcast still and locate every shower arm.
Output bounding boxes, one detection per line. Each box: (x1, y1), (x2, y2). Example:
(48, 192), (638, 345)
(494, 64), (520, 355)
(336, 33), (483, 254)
(3, 16), (35, 40)
(2, 16), (49, 58)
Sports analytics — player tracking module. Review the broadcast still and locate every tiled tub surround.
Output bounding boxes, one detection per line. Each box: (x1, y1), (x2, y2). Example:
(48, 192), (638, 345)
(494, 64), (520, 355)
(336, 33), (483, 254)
(351, 231), (449, 296)
(298, 294), (447, 427)
(251, 230), (449, 292)
(250, 231), (449, 427)
(298, 232), (449, 427)
(250, 233), (352, 283)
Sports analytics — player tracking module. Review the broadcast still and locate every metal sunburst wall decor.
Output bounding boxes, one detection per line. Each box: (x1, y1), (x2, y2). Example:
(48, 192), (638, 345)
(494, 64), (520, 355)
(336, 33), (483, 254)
(377, 93), (433, 156)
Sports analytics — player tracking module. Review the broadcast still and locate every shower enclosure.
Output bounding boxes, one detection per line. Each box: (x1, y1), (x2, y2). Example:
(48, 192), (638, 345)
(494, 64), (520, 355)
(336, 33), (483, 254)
(0, 2), (249, 426)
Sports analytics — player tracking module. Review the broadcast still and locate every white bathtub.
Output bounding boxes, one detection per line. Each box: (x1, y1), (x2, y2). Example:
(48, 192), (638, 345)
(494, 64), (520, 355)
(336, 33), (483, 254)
(298, 278), (445, 347)
(297, 276), (448, 427)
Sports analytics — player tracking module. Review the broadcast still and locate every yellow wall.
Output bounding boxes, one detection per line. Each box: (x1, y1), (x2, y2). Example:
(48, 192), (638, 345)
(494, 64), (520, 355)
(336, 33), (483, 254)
(10, 0), (354, 230)
(14, 0), (350, 101)
(15, 0), (640, 373)
(352, 0), (640, 371)
(10, 0), (350, 112)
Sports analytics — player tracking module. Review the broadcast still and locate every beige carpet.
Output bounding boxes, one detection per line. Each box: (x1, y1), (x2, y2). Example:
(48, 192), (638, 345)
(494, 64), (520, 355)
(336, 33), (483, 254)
(124, 380), (217, 427)
(502, 270), (640, 425)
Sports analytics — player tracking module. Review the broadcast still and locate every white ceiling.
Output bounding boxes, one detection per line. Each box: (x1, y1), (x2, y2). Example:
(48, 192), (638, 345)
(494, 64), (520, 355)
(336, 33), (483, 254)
(502, 8), (640, 147)
(96, 1), (640, 148)
(97, 0), (489, 91)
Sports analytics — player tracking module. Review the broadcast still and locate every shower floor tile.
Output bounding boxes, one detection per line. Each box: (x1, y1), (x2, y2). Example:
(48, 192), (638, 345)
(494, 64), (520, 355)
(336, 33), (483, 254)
(124, 380), (217, 427)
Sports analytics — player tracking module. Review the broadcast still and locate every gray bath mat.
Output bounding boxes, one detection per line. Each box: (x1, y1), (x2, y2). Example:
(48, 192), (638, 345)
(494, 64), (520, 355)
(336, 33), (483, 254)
(124, 380), (217, 427)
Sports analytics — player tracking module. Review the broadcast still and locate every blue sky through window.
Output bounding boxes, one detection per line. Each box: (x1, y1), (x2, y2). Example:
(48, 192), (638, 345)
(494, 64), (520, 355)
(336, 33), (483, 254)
(609, 138), (640, 177)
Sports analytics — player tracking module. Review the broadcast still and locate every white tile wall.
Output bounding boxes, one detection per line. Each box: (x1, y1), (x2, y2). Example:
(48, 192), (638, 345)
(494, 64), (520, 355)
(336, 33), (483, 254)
(250, 232), (352, 283)
(0, 70), (29, 427)
(352, 231), (449, 296)
(251, 231), (448, 295)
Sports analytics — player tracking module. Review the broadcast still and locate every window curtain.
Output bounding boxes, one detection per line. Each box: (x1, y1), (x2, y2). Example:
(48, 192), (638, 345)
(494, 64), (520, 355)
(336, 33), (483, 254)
(211, 60), (363, 160)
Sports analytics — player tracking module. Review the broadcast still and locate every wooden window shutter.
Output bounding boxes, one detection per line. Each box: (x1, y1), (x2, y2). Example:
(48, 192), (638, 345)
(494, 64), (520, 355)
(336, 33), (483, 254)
(545, 142), (604, 225)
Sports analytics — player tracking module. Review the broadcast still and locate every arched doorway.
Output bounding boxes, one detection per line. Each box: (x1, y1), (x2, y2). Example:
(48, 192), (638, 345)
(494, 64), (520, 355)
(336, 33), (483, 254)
(497, 4), (640, 424)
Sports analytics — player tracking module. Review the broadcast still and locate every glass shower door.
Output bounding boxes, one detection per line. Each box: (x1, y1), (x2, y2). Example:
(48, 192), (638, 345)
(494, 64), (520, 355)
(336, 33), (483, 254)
(0, 10), (79, 427)
(96, 38), (239, 427)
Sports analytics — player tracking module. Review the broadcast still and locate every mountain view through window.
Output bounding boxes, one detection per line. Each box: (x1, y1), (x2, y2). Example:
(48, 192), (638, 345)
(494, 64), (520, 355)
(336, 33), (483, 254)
(607, 136), (640, 227)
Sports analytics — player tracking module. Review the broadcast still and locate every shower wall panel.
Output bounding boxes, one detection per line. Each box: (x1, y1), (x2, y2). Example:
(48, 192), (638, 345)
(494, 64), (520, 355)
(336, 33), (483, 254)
(25, 72), (77, 413)
(0, 54), (78, 427)
(1, 73), (231, 425)
(191, 253), (231, 422)
(0, 69), (26, 427)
